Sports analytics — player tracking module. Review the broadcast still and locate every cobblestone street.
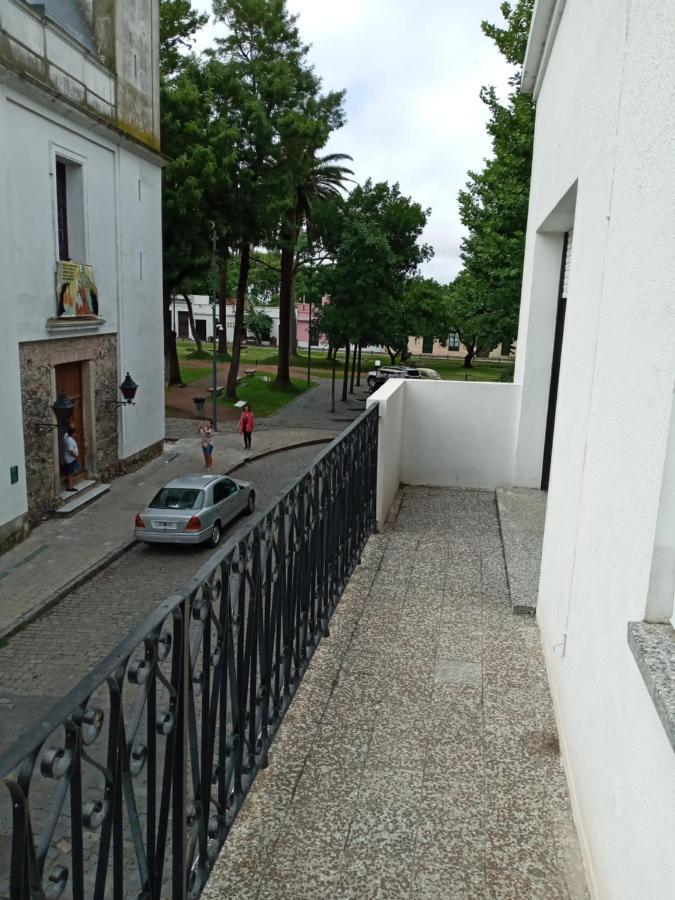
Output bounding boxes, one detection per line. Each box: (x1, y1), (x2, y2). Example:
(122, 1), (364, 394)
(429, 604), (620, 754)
(0, 444), (324, 756)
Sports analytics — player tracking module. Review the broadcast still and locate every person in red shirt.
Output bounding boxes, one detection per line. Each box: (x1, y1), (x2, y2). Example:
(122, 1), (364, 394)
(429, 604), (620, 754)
(238, 404), (255, 449)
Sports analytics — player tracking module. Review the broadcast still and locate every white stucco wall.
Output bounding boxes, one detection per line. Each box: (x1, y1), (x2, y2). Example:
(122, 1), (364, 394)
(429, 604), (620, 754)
(0, 76), (163, 525)
(368, 380), (521, 526)
(0, 91), (28, 529)
(366, 379), (405, 530)
(401, 381), (520, 489)
(115, 152), (164, 459)
(519, 2), (675, 897)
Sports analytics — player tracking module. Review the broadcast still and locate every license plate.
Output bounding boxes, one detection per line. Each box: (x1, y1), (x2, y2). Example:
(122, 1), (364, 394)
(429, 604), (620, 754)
(151, 521), (178, 530)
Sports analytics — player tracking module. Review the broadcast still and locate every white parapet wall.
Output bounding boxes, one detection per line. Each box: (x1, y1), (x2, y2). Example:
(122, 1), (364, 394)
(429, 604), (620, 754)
(366, 379), (406, 531)
(367, 379), (522, 528)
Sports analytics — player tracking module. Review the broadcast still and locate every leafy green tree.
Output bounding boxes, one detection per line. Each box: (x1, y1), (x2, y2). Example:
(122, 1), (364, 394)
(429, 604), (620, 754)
(210, 0), (341, 399)
(453, 0), (534, 366)
(316, 180), (432, 397)
(160, 0), (207, 77)
(381, 277), (452, 364)
(245, 306), (273, 344)
(160, 0), (209, 384)
(276, 151), (352, 387)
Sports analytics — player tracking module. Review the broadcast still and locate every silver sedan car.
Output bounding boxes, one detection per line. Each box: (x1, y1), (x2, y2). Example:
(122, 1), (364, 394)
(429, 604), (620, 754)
(134, 474), (255, 547)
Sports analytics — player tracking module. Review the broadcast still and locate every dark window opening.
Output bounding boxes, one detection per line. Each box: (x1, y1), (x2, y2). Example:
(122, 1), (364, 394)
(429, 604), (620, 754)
(56, 161), (69, 260)
(448, 332), (460, 351)
(178, 311), (189, 339)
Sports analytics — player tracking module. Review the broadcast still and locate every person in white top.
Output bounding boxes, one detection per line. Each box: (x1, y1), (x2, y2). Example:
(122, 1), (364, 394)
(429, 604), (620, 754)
(63, 427), (80, 491)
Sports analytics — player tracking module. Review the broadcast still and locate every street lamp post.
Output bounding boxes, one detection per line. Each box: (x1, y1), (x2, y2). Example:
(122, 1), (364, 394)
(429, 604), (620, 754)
(210, 222), (218, 431)
(306, 298), (312, 387)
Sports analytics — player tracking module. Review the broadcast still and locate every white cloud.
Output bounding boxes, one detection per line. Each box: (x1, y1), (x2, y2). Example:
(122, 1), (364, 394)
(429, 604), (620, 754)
(191, 0), (513, 282)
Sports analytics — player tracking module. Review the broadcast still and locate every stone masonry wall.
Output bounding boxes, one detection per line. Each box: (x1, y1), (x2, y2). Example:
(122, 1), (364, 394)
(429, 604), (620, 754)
(19, 335), (118, 525)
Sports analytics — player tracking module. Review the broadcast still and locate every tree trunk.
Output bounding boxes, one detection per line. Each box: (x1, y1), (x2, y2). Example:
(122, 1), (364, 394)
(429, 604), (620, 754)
(164, 283), (182, 386)
(226, 244), (250, 399)
(290, 282), (298, 358)
(464, 339), (477, 368)
(218, 247), (229, 356)
(356, 343), (362, 386)
(350, 341), (357, 394)
(276, 218), (297, 389)
(331, 353), (336, 413)
(341, 341), (350, 402)
(181, 293), (202, 351)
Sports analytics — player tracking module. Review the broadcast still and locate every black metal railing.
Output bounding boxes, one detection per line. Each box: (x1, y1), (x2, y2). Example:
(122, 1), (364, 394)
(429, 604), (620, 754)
(0, 405), (378, 899)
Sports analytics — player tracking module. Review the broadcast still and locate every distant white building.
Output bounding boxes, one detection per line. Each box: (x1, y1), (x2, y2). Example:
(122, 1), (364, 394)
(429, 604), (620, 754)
(0, 0), (163, 545)
(171, 296), (282, 346)
(370, 2), (675, 896)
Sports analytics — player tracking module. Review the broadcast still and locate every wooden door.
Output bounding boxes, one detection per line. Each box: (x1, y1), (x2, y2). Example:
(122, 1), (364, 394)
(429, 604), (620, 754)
(56, 362), (86, 482)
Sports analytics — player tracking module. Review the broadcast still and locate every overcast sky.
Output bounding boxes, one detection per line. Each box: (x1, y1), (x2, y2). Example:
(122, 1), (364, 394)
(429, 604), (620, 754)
(191, 1), (514, 283)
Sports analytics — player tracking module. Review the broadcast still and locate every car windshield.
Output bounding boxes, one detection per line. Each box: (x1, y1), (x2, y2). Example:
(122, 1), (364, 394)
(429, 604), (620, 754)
(149, 488), (204, 510)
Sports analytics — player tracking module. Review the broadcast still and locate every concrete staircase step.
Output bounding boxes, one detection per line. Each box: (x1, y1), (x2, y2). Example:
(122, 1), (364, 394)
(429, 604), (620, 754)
(56, 479), (97, 504)
(56, 482), (110, 517)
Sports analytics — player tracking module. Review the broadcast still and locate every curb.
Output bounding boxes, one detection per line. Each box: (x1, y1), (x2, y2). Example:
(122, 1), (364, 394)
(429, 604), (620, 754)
(0, 436), (332, 645)
(227, 437), (331, 474)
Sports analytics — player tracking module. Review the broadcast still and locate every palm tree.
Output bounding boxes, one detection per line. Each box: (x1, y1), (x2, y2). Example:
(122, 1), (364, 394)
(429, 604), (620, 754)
(275, 153), (353, 387)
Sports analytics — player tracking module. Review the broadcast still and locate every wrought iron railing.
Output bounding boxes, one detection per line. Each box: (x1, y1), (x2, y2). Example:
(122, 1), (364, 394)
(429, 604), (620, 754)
(0, 405), (378, 899)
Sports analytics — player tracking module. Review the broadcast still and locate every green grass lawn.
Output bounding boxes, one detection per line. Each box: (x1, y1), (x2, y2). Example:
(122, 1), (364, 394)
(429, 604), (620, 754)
(179, 366), (212, 385)
(217, 375), (314, 418)
(176, 340), (514, 384)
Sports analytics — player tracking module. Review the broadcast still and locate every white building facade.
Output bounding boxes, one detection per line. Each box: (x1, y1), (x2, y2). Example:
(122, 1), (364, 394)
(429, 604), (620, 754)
(0, 0), (164, 545)
(369, 2), (675, 896)
(171, 296), (282, 346)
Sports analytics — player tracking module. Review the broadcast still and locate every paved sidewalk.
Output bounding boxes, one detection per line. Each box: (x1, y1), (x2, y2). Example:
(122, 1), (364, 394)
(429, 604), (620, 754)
(165, 383), (370, 438)
(204, 488), (589, 900)
(0, 427), (335, 640)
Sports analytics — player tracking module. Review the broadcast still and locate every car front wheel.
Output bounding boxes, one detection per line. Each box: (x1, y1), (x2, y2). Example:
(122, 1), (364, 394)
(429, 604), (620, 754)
(247, 491), (256, 514)
(209, 521), (221, 546)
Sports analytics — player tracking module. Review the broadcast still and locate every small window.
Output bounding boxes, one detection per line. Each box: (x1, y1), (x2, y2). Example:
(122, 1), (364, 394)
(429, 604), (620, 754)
(55, 157), (85, 262)
(149, 488), (204, 510)
(448, 332), (460, 352)
(422, 336), (434, 354)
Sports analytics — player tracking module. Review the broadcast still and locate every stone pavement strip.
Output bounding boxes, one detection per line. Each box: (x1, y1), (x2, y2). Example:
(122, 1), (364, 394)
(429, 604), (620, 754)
(0, 426), (336, 640)
(203, 487), (589, 900)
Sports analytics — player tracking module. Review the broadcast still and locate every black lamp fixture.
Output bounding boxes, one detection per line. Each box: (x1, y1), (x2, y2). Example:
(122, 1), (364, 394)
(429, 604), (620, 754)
(32, 392), (75, 435)
(106, 372), (139, 410)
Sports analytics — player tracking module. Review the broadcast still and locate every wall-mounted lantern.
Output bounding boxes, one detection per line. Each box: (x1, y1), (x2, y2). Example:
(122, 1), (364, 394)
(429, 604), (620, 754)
(105, 373), (139, 410)
(31, 392), (75, 435)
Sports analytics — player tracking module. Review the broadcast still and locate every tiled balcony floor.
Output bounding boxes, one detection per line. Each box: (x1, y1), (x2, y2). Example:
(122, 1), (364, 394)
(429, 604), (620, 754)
(204, 487), (589, 900)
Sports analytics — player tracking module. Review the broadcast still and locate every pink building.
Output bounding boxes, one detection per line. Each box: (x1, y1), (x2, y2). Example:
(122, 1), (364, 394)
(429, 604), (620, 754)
(295, 295), (329, 348)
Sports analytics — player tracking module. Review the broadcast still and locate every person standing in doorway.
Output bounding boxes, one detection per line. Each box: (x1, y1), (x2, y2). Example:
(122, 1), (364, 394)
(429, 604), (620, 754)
(238, 404), (254, 450)
(199, 418), (214, 469)
(63, 426), (80, 491)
